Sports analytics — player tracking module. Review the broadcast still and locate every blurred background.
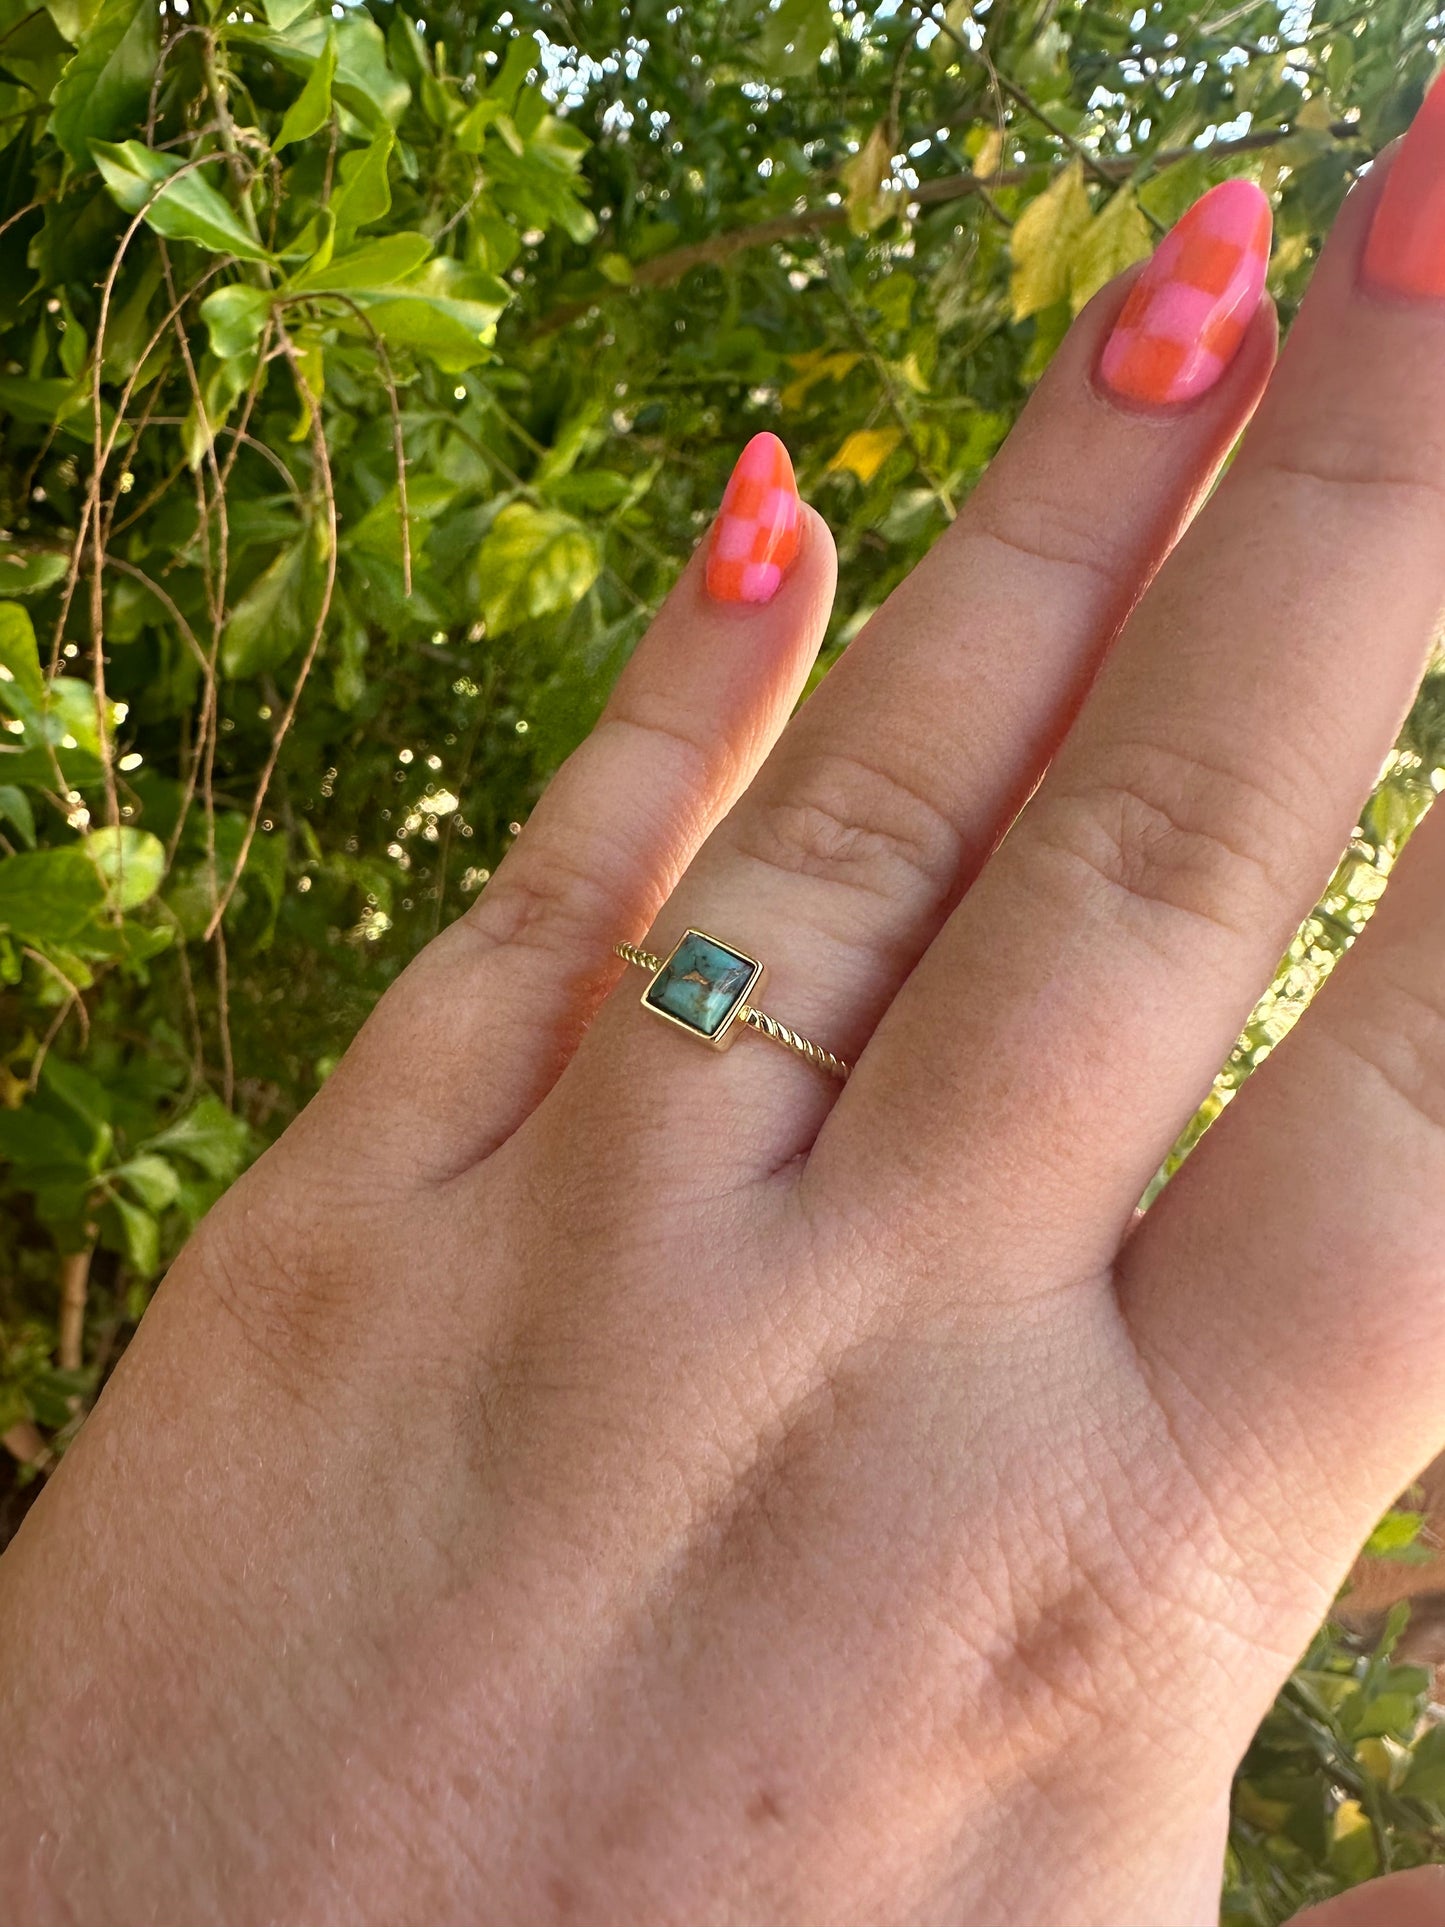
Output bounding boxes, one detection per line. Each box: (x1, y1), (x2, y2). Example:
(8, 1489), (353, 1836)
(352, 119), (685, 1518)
(0, 1), (1443, 1916)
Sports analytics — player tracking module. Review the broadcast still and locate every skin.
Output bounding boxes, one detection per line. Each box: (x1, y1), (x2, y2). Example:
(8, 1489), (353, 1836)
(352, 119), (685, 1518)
(3, 147), (1445, 1927)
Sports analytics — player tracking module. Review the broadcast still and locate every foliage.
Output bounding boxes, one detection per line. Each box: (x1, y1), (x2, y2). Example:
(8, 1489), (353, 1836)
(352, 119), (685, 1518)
(1226, 1580), (1445, 1927)
(0, 0), (1442, 1915)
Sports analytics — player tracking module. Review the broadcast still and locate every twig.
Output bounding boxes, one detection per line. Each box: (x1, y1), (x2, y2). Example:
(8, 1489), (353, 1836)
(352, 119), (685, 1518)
(22, 948), (89, 1088)
(2, 1421), (51, 1470)
(821, 240), (955, 518)
(280, 292), (410, 593)
(203, 328), (338, 940)
(101, 556), (209, 676)
(535, 124), (1352, 334)
(213, 924), (233, 1108)
(123, 417), (301, 510)
(77, 153), (245, 849)
(56, 1240), (94, 1373)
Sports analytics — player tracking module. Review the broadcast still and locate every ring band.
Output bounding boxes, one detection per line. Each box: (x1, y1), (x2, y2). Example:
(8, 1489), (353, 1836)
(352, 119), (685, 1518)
(615, 930), (851, 1081)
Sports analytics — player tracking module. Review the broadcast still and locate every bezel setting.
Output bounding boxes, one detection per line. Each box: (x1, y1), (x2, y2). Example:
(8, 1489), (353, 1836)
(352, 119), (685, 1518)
(640, 928), (767, 1051)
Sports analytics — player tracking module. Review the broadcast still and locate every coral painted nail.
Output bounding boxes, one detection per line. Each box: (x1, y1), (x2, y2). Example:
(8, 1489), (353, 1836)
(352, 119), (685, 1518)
(706, 432), (801, 604)
(1098, 179), (1272, 407)
(1363, 68), (1445, 299)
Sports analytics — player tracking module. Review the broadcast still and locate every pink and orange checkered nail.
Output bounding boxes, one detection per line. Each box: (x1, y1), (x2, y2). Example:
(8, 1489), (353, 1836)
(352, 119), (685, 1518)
(1098, 180), (1272, 408)
(706, 432), (801, 604)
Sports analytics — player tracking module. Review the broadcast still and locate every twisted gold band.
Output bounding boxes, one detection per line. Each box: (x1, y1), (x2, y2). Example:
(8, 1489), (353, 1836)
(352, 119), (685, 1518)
(614, 938), (850, 1082)
(615, 940), (664, 973)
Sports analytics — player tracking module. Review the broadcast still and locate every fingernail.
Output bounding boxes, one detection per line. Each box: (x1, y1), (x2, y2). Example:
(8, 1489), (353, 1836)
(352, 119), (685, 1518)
(705, 432), (801, 604)
(1098, 179), (1272, 408)
(1363, 69), (1445, 299)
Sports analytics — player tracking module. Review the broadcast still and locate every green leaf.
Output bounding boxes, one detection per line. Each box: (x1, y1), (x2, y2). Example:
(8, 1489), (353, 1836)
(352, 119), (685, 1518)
(41, 676), (105, 758)
(0, 1106), (89, 1172)
(1010, 161), (1093, 320)
(327, 12), (410, 127)
(1069, 186), (1154, 311)
(146, 1094), (252, 1182)
(329, 128), (394, 237)
(0, 601), (45, 710)
(275, 24), (336, 147)
(113, 1152), (180, 1213)
(44, 0), (105, 42)
(476, 501), (601, 636)
(1348, 1689), (1425, 1741)
(221, 525), (327, 677)
(758, 0), (833, 76)
(199, 284), (273, 360)
(83, 825), (165, 910)
(0, 8), (73, 102)
(0, 784), (36, 849)
(248, 14), (409, 131)
(50, 0), (159, 168)
(261, 0), (316, 28)
(110, 1192), (159, 1274)
(0, 847), (106, 946)
(344, 473), (451, 563)
(288, 231), (432, 294)
(0, 550), (69, 598)
(41, 1054), (111, 1134)
(1401, 1723), (1445, 1805)
(1363, 1509), (1427, 1558)
(357, 259), (509, 372)
(91, 141), (276, 264)
(0, 375), (82, 425)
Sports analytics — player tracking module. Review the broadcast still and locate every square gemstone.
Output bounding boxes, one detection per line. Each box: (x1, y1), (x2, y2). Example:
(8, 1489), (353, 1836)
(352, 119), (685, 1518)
(643, 929), (762, 1044)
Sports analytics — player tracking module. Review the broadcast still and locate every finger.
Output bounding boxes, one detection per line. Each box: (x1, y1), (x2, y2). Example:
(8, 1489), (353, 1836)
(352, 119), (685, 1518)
(837, 103), (1445, 1271)
(285, 437), (836, 1187)
(1287, 1868), (1445, 1927)
(1117, 791), (1445, 1564)
(564, 183), (1276, 1181)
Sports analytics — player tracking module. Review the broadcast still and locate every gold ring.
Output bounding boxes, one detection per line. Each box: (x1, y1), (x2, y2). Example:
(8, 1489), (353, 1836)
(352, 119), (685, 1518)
(615, 931), (850, 1082)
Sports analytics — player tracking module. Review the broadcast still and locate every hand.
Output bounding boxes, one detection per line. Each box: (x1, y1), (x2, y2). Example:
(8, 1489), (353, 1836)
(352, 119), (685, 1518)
(6, 88), (1445, 1927)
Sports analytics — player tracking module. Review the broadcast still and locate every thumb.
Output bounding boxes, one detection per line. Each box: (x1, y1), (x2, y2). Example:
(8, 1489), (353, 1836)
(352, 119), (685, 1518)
(1288, 1867), (1445, 1927)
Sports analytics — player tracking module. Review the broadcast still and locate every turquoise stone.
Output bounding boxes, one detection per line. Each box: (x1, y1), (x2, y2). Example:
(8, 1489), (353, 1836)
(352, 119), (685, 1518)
(645, 930), (759, 1039)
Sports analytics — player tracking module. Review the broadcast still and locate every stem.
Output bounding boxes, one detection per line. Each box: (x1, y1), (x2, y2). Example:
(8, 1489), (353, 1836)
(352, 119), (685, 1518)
(56, 1240), (95, 1373)
(535, 123), (1358, 335)
(2, 1420), (50, 1469)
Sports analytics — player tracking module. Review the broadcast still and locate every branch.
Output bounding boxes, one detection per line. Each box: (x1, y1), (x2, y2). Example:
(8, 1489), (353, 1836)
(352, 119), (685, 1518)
(57, 1240), (95, 1373)
(535, 122), (1357, 335)
(2, 1420), (51, 1471)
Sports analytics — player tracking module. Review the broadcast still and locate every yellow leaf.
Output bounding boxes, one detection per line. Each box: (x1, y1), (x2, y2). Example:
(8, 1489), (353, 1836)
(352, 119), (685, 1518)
(827, 426), (903, 483)
(780, 349), (861, 410)
(971, 125), (1004, 181)
(930, 0), (972, 68)
(1069, 186), (1153, 312)
(1009, 161), (1092, 320)
(843, 120), (893, 235)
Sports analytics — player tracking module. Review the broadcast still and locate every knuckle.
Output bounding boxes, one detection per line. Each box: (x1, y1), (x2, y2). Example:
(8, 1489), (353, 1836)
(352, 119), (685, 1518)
(961, 488), (1128, 593)
(592, 707), (718, 810)
(194, 1184), (339, 1396)
(1026, 736), (1306, 943)
(1251, 436), (1445, 530)
(462, 841), (622, 961)
(728, 750), (961, 908)
(1325, 966), (1445, 1141)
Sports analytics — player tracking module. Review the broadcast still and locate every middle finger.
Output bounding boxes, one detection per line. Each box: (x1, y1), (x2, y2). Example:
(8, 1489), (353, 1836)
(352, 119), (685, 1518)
(571, 182), (1276, 1178)
(829, 103), (1445, 1272)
